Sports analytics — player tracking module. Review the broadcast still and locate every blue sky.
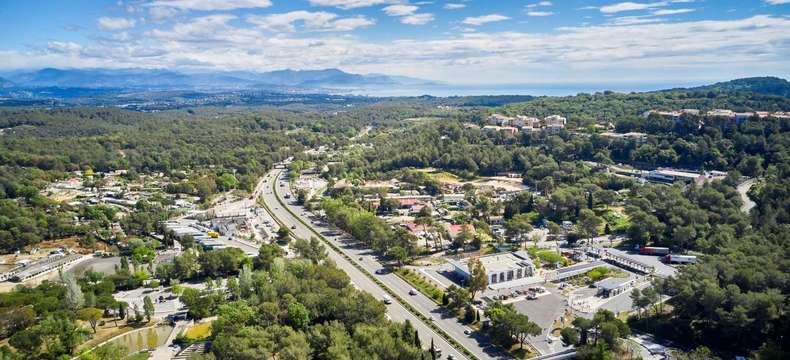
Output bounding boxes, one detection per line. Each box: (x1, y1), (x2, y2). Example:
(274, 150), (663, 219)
(0, 0), (789, 85)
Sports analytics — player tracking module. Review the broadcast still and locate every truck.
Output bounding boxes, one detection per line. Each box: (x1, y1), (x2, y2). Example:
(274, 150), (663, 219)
(639, 246), (670, 256)
(663, 254), (697, 264)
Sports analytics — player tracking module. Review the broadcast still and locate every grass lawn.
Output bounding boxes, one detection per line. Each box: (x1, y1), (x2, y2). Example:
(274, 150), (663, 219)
(429, 171), (464, 184)
(395, 268), (445, 303)
(76, 320), (158, 352)
(185, 322), (212, 341)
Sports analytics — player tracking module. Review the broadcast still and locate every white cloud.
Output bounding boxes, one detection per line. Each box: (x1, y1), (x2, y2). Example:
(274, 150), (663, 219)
(9, 15), (789, 85)
(608, 15), (664, 25)
(653, 8), (694, 15)
(444, 3), (466, 10)
(765, 0), (790, 4)
(527, 1), (553, 8)
(149, 6), (181, 19)
(599, 1), (696, 14)
(383, 4), (418, 16)
(401, 13), (434, 25)
(247, 11), (374, 32)
(97, 17), (137, 30)
(527, 11), (554, 17)
(308, 0), (398, 9)
(47, 41), (83, 54)
(600, 1), (667, 14)
(147, 0), (272, 11)
(462, 14), (510, 26)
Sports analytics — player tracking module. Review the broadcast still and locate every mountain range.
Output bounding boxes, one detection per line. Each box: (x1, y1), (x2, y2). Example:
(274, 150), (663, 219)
(0, 68), (435, 92)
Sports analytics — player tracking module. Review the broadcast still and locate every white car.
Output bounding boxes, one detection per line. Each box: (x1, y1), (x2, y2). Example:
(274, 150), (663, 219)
(409, 288), (417, 296)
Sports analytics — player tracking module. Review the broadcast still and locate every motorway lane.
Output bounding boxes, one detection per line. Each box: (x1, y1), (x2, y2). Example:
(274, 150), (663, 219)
(266, 169), (512, 360)
(260, 171), (469, 360)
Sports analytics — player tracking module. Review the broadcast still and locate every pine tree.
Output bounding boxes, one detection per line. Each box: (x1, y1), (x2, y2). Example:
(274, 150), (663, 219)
(414, 329), (421, 348)
(60, 269), (84, 310)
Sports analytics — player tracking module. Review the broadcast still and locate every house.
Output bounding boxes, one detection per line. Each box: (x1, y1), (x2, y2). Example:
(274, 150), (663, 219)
(447, 224), (476, 240)
(448, 250), (536, 286)
(544, 115), (567, 127)
(512, 115), (539, 128)
(642, 109), (700, 121)
(487, 114), (512, 126)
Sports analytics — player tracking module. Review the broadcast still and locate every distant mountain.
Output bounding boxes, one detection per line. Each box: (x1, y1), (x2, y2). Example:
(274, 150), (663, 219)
(0, 76), (14, 88)
(3, 68), (434, 91)
(680, 77), (790, 98)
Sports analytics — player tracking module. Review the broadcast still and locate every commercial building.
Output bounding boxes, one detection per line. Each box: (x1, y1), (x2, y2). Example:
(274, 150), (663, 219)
(449, 250), (536, 286)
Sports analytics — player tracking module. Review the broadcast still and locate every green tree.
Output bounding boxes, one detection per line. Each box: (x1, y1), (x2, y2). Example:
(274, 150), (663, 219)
(287, 302), (310, 331)
(467, 257), (488, 301)
(76, 308), (103, 333)
(143, 296), (155, 323)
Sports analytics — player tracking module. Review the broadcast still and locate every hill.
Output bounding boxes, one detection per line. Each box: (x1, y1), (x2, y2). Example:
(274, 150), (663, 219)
(681, 76), (790, 98)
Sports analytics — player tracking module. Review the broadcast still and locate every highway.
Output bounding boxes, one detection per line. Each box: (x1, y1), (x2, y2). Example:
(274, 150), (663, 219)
(261, 169), (511, 360)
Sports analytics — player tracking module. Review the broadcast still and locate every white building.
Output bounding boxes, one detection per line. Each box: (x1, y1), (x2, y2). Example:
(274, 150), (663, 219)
(449, 251), (536, 286)
(544, 115), (567, 127)
(512, 115), (539, 128)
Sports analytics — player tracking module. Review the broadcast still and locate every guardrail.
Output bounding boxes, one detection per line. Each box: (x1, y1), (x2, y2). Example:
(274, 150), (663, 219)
(264, 172), (480, 360)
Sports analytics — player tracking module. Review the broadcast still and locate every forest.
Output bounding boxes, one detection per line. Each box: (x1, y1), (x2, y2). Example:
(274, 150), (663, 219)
(0, 84), (787, 358)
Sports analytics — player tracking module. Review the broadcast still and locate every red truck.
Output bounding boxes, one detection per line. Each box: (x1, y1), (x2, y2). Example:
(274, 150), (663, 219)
(639, 246), (670, 256)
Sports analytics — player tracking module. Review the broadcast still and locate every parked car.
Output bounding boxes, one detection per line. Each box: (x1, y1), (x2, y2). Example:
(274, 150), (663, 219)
(409, 288), (417, 295)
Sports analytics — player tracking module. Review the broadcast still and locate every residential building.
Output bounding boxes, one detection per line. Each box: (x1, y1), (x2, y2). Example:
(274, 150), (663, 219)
(706, 109), (735, 118)
(544, 115), (567, 127)
(512, 115), (539, 128)
(487, 114), (512, 126)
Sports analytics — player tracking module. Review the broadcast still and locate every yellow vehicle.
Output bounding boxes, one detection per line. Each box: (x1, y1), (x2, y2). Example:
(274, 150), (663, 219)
(207, 230), (219, 238)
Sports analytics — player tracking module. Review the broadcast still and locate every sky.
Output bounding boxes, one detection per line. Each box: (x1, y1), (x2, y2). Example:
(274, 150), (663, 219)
(0, 0), (789, 85)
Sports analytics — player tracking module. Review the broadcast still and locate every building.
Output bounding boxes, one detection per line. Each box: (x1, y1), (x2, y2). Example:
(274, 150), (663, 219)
(449, 250), (536, 286)
(706, 109), (735, 118)
(544, 115), (567, 127)
(487, 114), (512, 126)
(545, 260), (606, 282)
(600, 131), (648, 143)
(447, 224), (475, 240)
(642, 109), (699, 121)
(596, 277), (636, 297)
(512, 115), (539, 128)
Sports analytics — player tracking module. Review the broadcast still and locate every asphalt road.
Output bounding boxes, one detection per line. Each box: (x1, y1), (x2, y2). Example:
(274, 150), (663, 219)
(260, 171), (475, 360)
(262, 169), (512, 360)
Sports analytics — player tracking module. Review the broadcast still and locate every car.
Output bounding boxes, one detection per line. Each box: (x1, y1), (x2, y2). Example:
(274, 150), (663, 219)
(383, 297), (392, 305)
(435, 348), (442, 356)
(290, 225), (296, 229)
(589, 283), (597, 288)
(463, 329), (471, 335)
(375, 268), (387, 275)
(447, 355), (455, 360)
(409, 288), (417, 295)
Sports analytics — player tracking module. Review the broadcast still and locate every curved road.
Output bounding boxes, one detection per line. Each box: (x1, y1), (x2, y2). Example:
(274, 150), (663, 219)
(261, 169), (510, 360)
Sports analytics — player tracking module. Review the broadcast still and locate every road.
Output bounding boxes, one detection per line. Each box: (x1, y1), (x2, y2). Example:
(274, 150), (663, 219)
(262, 169), (511, 360)
(737, 178), (756, 213)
